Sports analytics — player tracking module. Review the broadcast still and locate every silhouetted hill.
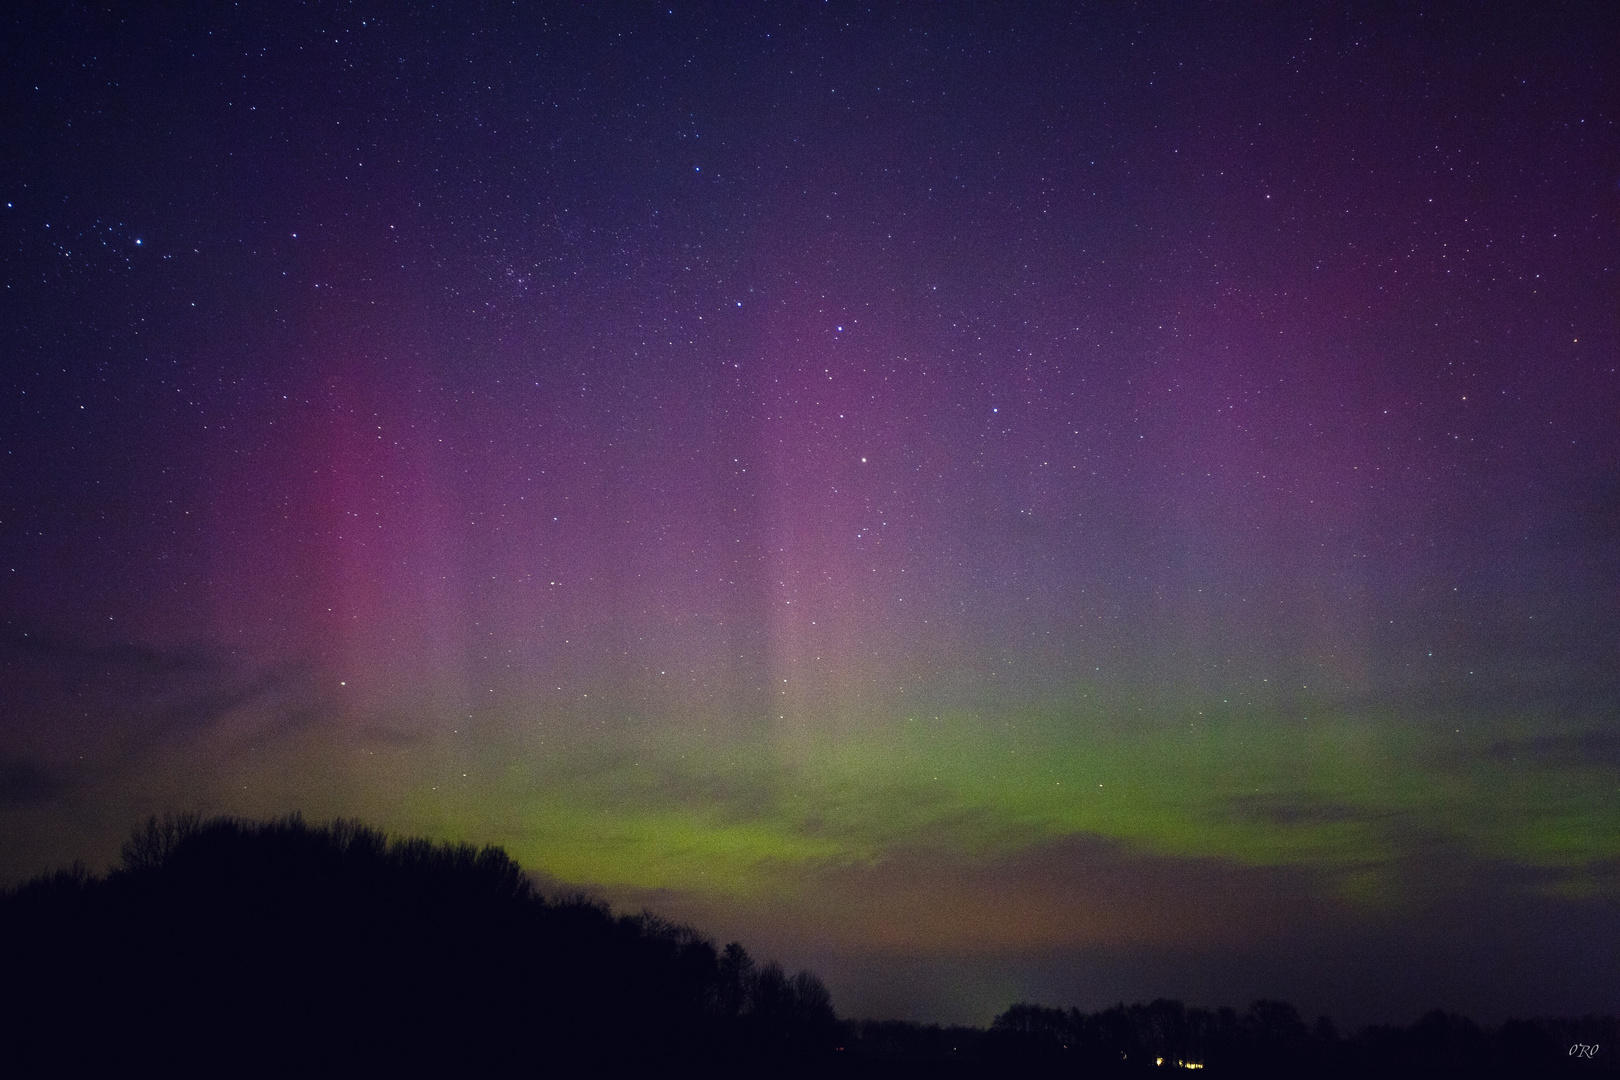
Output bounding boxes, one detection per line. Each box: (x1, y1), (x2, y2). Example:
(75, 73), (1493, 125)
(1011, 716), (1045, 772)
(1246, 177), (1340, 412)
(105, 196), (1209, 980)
(3, 814), (1614, 1077)
(0, 813), (837, 1074)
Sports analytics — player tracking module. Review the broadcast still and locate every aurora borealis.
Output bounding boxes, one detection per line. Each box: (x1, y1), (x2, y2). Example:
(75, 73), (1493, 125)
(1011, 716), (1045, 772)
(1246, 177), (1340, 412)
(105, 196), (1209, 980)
(2, 3), (1616, 1026)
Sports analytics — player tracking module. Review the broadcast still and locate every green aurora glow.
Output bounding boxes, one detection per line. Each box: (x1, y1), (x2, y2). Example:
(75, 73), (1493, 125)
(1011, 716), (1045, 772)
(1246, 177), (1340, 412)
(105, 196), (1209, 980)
(308, 685), (1619, 904)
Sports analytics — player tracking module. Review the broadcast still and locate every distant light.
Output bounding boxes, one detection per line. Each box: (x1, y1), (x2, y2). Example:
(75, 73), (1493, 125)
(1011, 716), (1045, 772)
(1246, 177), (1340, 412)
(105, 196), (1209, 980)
(134, 238), (142, 245)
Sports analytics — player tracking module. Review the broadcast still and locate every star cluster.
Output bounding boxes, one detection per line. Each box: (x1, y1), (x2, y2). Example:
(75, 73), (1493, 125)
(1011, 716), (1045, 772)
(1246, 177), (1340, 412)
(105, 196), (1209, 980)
(1, 3), (1616, 1025)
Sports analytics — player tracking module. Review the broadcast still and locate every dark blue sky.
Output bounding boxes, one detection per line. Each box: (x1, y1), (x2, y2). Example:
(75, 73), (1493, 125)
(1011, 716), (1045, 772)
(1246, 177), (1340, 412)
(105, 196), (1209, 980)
(2, 2), (1616, 1026)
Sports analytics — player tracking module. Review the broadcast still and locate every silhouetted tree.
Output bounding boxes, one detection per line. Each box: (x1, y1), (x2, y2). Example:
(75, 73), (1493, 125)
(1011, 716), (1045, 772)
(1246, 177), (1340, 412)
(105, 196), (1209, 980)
(0, 814), (841, 1074)
(118, 810), (202, 871)
(7, 815), (1616, 1076)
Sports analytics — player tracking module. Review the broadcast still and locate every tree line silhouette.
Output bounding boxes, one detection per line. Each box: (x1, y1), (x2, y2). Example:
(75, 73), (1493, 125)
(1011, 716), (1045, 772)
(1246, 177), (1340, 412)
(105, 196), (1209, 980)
(0, 813), (837, 1073)
(1, 813), (1613, 1076)
(964, 997), (1617, 1077)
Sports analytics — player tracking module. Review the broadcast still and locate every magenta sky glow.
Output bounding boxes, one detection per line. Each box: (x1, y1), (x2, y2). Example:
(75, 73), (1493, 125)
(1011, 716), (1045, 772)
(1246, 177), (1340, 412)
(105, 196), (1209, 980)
(2, 3), (1616, 1027)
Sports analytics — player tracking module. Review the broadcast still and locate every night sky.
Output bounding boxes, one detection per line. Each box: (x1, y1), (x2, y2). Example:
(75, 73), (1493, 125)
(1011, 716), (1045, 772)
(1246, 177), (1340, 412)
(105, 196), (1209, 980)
(2, 3), (1617, 1027)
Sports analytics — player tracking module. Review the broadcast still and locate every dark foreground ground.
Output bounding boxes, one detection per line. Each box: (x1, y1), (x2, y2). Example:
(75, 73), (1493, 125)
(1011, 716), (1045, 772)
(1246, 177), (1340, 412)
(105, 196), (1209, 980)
(1, 814), (1612, 1077)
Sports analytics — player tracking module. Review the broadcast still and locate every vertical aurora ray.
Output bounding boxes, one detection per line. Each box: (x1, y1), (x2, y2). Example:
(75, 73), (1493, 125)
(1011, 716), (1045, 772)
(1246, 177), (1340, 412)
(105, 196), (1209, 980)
(1, 1), (1615, 1027)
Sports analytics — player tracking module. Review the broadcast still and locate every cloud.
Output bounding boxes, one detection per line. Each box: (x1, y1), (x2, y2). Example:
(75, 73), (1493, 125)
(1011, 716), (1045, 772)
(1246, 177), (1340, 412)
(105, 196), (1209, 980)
(591, 833), (1620, 1028)
(1, 632), (217, 677)
(1484, 729), (1620, 770)
(0, 630), (303, 757)
(1221, 793), (1386, 827)
(0, 760), (69, 809)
